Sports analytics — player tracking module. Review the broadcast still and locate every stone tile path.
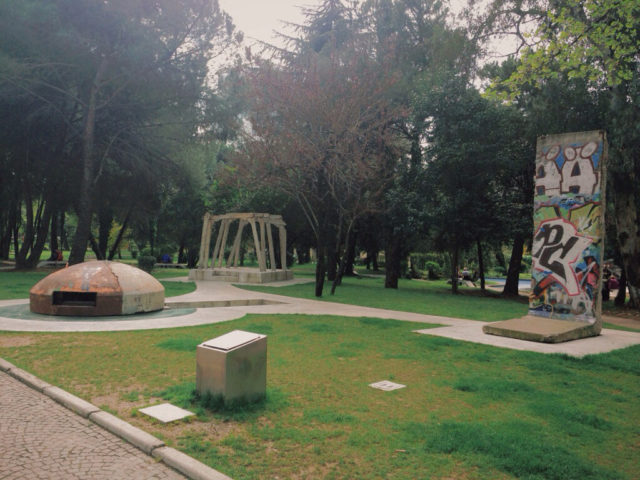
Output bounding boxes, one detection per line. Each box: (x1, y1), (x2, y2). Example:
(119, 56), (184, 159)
(0, 371), (185, 480)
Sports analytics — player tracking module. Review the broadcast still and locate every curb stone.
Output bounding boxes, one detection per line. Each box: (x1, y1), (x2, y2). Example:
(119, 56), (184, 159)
(90, 410), (166, 455)
(1, 357), (233, 479)
(0, 357), (15, 372)
(43, 385), (101, 417)
(153, 447), (233, 480)
(8, 365), (51, 391)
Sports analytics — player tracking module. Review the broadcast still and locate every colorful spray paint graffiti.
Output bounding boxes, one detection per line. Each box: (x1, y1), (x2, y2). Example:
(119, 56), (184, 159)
(529, 131), (606, 323)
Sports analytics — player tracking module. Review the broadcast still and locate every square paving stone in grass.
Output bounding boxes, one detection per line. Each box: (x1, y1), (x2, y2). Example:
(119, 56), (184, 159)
(139, 403), (195, 423)
(369, 380), (406, 391)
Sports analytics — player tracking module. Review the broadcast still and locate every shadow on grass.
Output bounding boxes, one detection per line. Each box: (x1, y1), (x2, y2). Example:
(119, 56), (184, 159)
(154, 381), (289, 421)
(155, 336), (202, 352)
(453, 376), (536, 398)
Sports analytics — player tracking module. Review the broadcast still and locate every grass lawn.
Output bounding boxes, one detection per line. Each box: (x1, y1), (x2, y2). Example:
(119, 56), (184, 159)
(0, 314), (638, 479)
(243, 266), (640, 330)
(0, 267), (638, 478)
(243, 273), (530, 322)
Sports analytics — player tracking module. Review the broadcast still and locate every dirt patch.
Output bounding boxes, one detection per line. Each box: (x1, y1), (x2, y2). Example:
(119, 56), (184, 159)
(0, 335), (35, 347)
(144, 416), (236, 443)
(602, 314), (640, 331)
(602, 303), (640, 330)
(91, 392), (128, 410)
(91, 389), (237, 446)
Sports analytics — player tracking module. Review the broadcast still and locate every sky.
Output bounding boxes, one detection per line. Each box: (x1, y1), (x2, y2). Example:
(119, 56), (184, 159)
(218, 0), (515, 58)
(219, 0), (317, 47)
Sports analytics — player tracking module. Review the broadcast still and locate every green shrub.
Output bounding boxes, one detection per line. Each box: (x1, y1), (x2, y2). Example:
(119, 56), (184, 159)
(494, 265), (507, 276)
(424, 260), (442, 279)
(138, 255), (155, 273)
(410, 253), (448, 279)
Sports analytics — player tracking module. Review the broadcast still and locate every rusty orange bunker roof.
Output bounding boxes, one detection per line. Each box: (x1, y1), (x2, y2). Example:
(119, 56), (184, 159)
(30, 261), (164, 316)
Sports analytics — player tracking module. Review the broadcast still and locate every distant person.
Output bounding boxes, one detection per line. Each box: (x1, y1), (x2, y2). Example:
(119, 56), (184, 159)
(462, 267), (471, 281)
(602, 277), (610, 301)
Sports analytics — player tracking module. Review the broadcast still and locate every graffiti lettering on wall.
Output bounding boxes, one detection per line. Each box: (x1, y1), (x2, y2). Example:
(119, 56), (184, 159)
(532, 218), (592, 296)
(529, 131), (606, 323)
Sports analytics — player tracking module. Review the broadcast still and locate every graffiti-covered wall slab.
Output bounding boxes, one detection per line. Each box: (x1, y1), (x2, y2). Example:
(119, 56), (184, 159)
(530, 131), (607, 324)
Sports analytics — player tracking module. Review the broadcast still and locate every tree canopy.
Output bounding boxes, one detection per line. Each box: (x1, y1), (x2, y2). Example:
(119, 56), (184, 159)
(0, 0), (239, 267)
(1, 0), (638, 309)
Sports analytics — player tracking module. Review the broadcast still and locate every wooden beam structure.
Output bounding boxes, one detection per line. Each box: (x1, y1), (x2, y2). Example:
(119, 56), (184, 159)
(197, 213), (288, 273)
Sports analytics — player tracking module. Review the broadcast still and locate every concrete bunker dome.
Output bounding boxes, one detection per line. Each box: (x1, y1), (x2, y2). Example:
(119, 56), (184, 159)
(30, 261), (165, 316)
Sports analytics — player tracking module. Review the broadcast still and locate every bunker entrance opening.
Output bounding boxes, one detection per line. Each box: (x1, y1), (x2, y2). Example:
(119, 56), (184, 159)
(52, 291), (98, 307)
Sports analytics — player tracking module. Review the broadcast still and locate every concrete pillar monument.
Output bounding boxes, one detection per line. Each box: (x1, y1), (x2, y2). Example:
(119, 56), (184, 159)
(484, 130), (607, 343)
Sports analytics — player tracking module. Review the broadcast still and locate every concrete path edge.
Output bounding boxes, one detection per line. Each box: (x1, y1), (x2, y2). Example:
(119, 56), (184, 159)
(0, 356), (231, 479)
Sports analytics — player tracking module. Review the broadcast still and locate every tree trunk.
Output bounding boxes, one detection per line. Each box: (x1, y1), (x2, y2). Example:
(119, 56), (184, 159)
(60, 211), (69, 250)
(330, 219), (346, 291)
(495, 249), (507, 272)
(15, 181), (34, 269)
(450, 247), (459, 294)
(477, 239), (485, 293)
(0, 202), (18, 259)
(97, 208), (112, 260)
(285, 235), (294, 268)
(68, 56), (109, 265)
(331, 225), (355, 294)
(343, 230), (357, 277)
(372, 249), (379, 271)
(89, 234), (102, 260)
(187, 247), (198, 268)
(12, 216), (19, 265)
(326, 242), (338, 281)
(25, 201), (54, 268)
(384, 235), (402, 289)
(315, 244), (327, 297)
(49, 208), (59, 258)
(148, 219), (156, 256)
(177, 241), (186, 264)
(503, 234), (524, 297)
(107, 209), (131, 260)
(615, 267), (627, 307)
(614, 187), (640, 308)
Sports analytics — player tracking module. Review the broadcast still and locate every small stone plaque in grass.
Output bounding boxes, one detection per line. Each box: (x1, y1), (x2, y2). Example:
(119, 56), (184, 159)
(139, 403), (195, 423)
(369, 380), (406, 391)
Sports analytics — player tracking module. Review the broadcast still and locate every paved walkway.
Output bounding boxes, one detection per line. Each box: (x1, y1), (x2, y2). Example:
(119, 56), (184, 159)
(1, 278), (640, 479)
(0, 371), (185, 480)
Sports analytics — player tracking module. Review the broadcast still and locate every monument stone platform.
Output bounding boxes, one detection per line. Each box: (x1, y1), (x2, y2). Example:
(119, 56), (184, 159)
(189, 267), (293, 284)
(483, 316), (600, 343)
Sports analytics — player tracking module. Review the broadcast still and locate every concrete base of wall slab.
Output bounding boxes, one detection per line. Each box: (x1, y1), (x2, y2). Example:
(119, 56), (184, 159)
(483, 316), (601, 343)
